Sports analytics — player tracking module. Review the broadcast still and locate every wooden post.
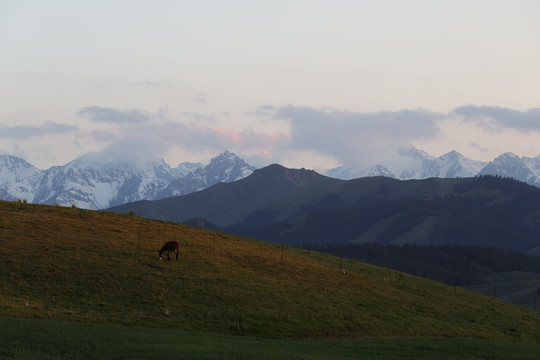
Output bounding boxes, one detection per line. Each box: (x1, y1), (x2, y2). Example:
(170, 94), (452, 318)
(137, 230), (140, 250)
(281, 243), (284, 261)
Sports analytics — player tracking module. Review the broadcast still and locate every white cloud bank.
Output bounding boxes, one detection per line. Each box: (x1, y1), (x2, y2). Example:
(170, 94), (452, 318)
(0, 122), (77, 138)
(454, 105), (540, 133)
(1, 104), (539, 172)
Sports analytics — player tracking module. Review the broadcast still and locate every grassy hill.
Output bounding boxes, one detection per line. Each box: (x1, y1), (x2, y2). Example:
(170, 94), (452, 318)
(1, 200), (539, 342)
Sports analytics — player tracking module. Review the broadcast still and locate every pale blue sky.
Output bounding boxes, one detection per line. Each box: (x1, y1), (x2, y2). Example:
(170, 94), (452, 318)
(1, 0), (539, 171)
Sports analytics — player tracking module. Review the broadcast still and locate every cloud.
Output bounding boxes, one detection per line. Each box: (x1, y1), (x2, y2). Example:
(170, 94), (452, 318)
(244, 105), (280, 119)
(144, 81), (171, 86)
(470, 142), (489, 153)
(192, 93), (207, 103)
(182, 112), (215, 122)
(454, 105), (540, 133)
(77, 106), (152, 124)
(93, 135), (170, 166)
(0, 121), (77, 138)
(86, 129), (118, 142)
(11, 103), (540, 172)
(258, 105), (443, 167)
(160, 122), (288, 154)
(78, 118), (289, 168)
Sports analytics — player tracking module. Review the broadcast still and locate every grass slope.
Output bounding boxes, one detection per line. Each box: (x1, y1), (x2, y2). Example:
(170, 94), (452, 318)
(464, 272), (540, 310)
(1, 200), (539, 342)
(2, 317), (540, 360)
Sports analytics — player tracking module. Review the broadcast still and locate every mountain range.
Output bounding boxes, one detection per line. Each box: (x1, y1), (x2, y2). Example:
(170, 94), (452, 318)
(0, 151), (254, 210)
(324, 148), (488, 179)
(325, 149), (540, 189)
(3, 148), (540, 210)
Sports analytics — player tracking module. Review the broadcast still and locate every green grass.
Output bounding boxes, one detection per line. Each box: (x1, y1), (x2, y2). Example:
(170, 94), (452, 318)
(464, 271), (540, 309)
(0, 200), (539, 344)
(1, 317), (539, 360)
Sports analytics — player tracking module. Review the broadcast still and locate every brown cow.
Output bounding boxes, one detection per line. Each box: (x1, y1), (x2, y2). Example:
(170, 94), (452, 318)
(158, 241), (179, 261)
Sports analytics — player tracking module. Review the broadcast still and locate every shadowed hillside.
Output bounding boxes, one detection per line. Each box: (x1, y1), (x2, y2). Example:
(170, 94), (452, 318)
(109, 167), (540, 254)
(305, 243), (540, 311)
(109, 164), (344, 226)
(1, 200), (539, 341)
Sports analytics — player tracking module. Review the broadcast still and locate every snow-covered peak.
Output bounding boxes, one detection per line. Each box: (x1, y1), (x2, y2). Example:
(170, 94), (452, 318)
(0, 154), (41, 184)
(324, 166), (363, 180)
(325, 149), (486, 180)
(174, 161), (204, 178)
(361, 165), (396, 178)
(439, 150), (461, 161)
(491, 152), (520, 162)
(436, 150), (487, 178)
(205, 151), (256, 182)
(479, 153), (523, 173)
(207, 151), (241, 169)
(398, 147), (433, 161)
(478, 152), (537, 185)
(158, 151), (256, 198)
(66, 153), (171, 173)
(0, 150), (257, 209)
(324, 164), (395, 180)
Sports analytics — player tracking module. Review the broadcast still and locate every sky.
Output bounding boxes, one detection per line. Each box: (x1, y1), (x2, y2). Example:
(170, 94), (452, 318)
(1, 0), (539, 172)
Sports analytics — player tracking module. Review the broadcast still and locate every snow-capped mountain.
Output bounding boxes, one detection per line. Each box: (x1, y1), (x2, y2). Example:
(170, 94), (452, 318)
(324, 148), (540, 188)
(434, 150), (487, 178)
(0, 155), (42, 202)
(478, 153), (540, 187)
(0, 151), (253, 210)
(397, 149), (487, 180)
(174, 161), (204, 178)
(361, 165), (396, 178)
(0, 155), (40, 183)
(5, 148), (540, 210)
(30, 157), (177, 209)
(324, 149), (487, 180)
(324, 164), (395, 180)
(159, 151), (256, 197)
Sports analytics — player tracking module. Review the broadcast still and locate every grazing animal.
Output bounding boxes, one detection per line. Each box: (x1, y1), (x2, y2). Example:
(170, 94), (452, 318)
(158, 241), (179, 261)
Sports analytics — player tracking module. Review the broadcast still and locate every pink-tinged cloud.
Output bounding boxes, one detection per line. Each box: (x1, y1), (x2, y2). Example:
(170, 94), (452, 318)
(211, 128), (244, 145)
(122, 121), (291, 165)
(209, 127), (289, 151)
